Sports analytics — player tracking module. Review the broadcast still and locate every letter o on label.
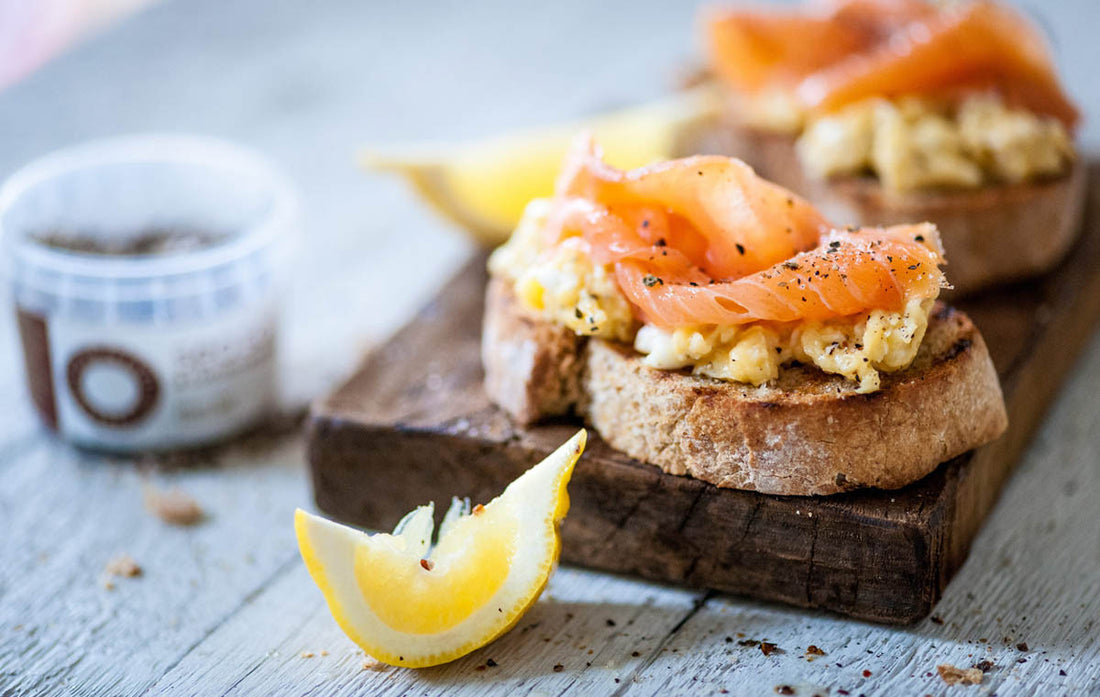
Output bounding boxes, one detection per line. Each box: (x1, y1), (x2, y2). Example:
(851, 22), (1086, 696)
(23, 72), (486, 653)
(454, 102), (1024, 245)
(66, 347), (160, 427)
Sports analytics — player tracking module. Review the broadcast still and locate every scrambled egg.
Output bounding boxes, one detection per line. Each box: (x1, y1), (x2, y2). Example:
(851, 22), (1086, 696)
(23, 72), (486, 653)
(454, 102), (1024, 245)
(797, 93), (1074, 192)
(635, 298), (931, 393)
(490, 199), (933, 393)
(489, 199), (636, 343)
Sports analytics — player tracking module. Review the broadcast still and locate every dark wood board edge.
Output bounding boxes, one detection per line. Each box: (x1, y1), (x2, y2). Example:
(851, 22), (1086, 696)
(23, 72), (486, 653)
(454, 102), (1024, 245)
(308, 416), (953, 623)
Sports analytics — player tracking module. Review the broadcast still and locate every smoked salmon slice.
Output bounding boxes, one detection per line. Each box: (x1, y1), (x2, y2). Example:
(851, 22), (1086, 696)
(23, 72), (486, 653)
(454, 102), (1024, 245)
(614, 225), (944, 328)
(799, 1), (1079, 127)
(545, 137), (947, 328)
(706, 0), (1079, 128)
(551, 136), (828, 279)
(705, 0), (935, 91)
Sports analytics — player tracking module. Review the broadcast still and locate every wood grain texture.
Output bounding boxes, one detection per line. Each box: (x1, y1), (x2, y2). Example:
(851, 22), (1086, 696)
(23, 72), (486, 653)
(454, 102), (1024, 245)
(309, 167), (1100, 625)
(0, 432), (306, 696)
(145, 564), (704, 696)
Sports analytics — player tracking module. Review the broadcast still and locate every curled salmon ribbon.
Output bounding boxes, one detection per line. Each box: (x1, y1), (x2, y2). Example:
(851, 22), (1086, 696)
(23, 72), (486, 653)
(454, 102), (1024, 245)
(704, 0), (1079, 129)
(543, 136), (946, 329)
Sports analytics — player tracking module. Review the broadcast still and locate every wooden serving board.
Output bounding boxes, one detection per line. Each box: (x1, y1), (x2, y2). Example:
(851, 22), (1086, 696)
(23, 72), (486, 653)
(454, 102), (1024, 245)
(307, 166), (1100, 624)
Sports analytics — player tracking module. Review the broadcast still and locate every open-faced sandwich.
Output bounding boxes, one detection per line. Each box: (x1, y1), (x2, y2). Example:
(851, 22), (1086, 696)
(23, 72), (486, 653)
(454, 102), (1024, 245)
(483, 136), (1007, 496)
(701, 0), (1084, 294)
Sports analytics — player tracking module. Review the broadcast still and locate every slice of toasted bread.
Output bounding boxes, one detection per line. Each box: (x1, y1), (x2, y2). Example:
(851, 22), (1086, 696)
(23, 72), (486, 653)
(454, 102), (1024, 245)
(581, 305), (1006, 495)
(692, 119), (1086, 296)
(482, 279), (1007, 495)
(804, 163), (1086, 296)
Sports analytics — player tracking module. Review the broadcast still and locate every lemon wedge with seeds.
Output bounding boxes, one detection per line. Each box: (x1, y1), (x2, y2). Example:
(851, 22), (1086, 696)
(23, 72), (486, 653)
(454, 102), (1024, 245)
(295, 430), (586, 667)
(361, 87), (719, 245)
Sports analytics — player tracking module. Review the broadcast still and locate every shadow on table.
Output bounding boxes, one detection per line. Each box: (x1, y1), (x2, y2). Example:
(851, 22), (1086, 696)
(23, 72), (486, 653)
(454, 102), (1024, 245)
(69, 409), (308, 473)
(409, 597), (705, 684)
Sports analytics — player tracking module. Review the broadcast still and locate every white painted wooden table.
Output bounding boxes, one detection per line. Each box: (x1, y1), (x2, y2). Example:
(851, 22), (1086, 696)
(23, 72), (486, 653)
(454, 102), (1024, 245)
(1, 1), (1098, 695)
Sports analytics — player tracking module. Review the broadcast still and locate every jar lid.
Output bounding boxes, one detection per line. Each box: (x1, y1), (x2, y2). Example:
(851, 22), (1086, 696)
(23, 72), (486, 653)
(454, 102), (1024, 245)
(0, 134), (299, 320)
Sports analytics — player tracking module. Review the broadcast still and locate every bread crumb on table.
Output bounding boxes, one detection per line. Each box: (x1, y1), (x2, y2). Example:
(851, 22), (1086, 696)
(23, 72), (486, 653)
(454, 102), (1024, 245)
(105, 554), (142, 578)
(937, 663), (984, 685)
(144, 485), (205, 526)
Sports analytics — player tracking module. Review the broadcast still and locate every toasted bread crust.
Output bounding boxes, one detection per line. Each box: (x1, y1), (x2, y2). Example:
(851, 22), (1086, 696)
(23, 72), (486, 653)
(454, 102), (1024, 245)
(482, 277), (584, 424)
(704, 119), (1086, 296)
(483, 280), (1008, 495)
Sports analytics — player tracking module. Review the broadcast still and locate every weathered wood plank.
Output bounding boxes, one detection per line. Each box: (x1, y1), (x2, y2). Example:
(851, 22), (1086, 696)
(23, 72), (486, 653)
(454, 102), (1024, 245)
(146, 564), (704, 696)
(0, 433), (305, 696)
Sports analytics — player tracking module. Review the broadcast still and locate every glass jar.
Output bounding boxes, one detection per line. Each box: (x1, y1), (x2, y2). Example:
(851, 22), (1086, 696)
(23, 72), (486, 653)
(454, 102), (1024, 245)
(1, 134), (298, 451)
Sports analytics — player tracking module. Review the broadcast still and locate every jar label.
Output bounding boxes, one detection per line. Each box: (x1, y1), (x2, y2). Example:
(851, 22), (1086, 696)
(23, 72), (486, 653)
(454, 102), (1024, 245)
(33, 300), (278, 450)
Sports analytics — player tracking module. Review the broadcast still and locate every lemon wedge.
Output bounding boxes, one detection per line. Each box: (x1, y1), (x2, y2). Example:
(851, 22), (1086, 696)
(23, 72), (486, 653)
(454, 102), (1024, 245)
(361, 87), (719, 245)
(295, 430), (587, 668)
